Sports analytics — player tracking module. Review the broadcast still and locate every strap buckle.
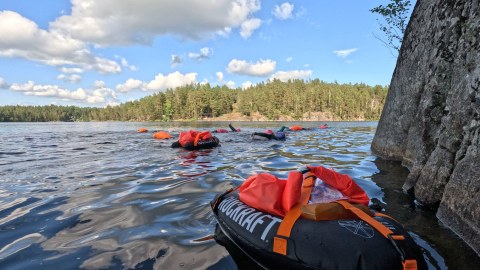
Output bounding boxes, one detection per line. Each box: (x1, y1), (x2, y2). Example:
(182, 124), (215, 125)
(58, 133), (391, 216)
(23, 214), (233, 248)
(273, 236), (288, 255)
(388, 234), (417, 270)
(387, 233), (406, 261)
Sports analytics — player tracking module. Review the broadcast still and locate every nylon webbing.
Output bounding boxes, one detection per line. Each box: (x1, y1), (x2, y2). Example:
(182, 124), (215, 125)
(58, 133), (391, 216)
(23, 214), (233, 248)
(335, 200), (417, 270)
(374, 211), (400, 224)
(194, 133), (201, 146)
(336, 201), (403, 239)
(273, 174), (315, 255)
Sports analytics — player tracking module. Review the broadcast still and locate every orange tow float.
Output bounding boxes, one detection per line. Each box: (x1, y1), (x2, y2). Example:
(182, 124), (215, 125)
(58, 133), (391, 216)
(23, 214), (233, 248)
(290, 125), (304, 131)
(153, 131), (172, 139)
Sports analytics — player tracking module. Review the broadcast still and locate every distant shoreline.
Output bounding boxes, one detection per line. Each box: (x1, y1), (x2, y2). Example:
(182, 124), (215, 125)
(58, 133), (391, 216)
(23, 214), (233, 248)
(0, 119), (378, 123)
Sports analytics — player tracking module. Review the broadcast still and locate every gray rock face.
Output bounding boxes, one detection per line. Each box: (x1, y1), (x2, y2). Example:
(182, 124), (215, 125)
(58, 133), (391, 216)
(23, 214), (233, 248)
(371, 0), (480, 255)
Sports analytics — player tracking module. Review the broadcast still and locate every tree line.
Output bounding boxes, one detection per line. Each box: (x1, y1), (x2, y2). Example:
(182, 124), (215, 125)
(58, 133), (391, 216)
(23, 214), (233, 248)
(0, 79), (388, 122)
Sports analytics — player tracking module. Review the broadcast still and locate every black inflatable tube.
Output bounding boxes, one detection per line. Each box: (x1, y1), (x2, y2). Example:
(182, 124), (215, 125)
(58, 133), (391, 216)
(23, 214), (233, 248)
(171, 136), (220, 150)
(212, 194), (427, 270)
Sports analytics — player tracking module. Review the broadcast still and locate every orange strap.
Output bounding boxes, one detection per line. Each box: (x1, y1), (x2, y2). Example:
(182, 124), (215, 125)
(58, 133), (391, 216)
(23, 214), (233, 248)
(375, 212), (400, 224)
(273, 174), (315, 255)
(193, 133), (202, 147)
(335, 200), (404, 240)
(335, 201), (417, 270)
(403, 260), (418, 270)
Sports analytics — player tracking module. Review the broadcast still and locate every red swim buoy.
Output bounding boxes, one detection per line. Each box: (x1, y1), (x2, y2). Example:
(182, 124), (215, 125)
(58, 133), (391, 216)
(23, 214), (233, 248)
(137, 128), (148, 133)
(153, 131), (172, 139)
(290, 125), (303, 131)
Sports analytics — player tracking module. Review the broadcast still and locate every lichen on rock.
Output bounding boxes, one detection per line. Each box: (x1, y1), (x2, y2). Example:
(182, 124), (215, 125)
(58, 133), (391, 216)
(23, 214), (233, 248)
(371, 0), (480, 255)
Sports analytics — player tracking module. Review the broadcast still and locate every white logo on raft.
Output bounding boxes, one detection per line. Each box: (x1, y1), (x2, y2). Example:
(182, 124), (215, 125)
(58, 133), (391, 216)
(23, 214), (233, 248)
(218, 196), (282, 241)
(197, 139), (214, 145)
(338, 220), (375, 238)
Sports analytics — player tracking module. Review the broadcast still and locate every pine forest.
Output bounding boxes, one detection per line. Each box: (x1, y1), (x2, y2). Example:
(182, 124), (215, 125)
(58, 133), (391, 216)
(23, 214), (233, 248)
(0, 79), (388, 122)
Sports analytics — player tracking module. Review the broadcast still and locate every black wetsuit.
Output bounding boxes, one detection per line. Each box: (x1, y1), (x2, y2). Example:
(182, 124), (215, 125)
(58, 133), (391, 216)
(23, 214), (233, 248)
(252, 132), (285, 141)
(229, 124), (239, 132)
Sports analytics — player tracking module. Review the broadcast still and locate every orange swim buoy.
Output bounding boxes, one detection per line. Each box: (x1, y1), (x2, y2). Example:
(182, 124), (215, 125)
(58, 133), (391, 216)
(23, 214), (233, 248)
(153, 131), (172, 139)
(137, 128), (148, 133)
(290, 125), (303, 131)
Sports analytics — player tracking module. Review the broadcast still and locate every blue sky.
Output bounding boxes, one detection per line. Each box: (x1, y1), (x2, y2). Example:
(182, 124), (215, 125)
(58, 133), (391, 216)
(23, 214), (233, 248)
(0, 0), (399, 107)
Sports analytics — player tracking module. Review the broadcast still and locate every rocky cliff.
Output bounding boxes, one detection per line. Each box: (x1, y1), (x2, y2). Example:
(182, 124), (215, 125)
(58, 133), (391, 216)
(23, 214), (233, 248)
(371, 0), (479, 255)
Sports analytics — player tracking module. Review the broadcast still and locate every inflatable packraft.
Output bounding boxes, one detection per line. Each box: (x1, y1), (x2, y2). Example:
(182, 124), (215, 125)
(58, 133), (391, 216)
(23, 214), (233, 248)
(171, 130), (219, 150)
(211, 166), (426, 270)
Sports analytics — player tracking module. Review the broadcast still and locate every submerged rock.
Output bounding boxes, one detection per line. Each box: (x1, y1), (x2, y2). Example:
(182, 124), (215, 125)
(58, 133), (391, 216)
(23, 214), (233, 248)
(371, 0), (479, 255)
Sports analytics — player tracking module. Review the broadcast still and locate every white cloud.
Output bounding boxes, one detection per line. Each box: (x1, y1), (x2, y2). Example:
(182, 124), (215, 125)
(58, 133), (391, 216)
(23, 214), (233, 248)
(188, 47), (213, 61)
(0, 77), (8, 88)
(227, 59), (276, 76)
(145, 71), (198, 91)
(120, 58), (128, 67)
(51, 0), (262, 45)
(0, 11), (121, 74)
(115, 79), (144, 93)
(333, 48), (358, 58)
(9, 80), (117, 104)
(104, 101), (120, 107)
(60, 67), (84, 74)
(90, 82), (118, 103)
(94, 57), (122, 74)
(240, 18), (261, 38)
(115, 71), (198, 93)
(273, 3), (294, 20)
(94, 80), (106, 89)
(225, 81), (236, 89)
(171, 55), (183, 66)
(269, 70), (312, 82)
(10, 81), (35, 92)
(216, 72), (224, 82)
(217, 27), (232, 37)
(286, 57), (293, 62)
(116, 56), (138, 71)
(242, 81), (254, 89)
(57, 74), (82, 83)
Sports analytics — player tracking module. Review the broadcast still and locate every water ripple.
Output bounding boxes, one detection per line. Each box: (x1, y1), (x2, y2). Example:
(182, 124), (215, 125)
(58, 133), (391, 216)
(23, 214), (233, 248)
(0, 122), (477, 269)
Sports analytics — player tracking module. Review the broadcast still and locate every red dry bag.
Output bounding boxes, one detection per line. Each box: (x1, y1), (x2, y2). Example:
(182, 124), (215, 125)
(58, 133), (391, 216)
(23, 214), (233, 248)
(238, 166), (370, 217)
(306, 165), (369, 206)
(239, 172), (303, 217)
(179, 130), (212, 147)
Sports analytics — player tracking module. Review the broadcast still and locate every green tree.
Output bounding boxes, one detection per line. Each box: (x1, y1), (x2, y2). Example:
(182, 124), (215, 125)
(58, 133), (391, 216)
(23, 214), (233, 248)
(370, 0), (413, 53)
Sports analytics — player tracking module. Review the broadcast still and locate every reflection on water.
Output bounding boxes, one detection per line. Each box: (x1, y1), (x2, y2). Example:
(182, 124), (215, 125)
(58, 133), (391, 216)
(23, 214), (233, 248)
(0, 122), (478, 269)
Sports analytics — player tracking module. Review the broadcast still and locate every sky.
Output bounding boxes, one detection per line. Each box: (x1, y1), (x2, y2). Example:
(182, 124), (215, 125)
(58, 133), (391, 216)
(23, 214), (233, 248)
(0, 0), (399, 107)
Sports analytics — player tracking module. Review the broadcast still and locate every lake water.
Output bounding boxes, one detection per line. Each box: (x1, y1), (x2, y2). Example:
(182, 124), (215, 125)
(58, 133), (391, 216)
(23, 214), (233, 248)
(0, 122), (478, 270)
